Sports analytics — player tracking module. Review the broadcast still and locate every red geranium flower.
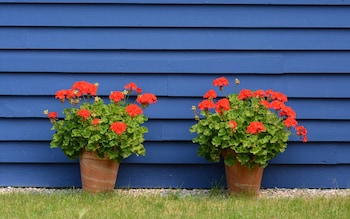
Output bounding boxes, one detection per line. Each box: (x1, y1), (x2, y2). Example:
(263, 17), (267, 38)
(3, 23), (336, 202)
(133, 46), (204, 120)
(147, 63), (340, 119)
(213, 77), (229, 87)
(72, 81), (97, 97)
(48, 112), (58, 119)
(92, 118), (100, 125)
(65, 89), (76, 99)
(198, 99), (215, 111)
(238, 89), (253, 100)
(266, 90), (288, 103)
(124, 82), (137, 91)
(77, 109), (90, 120)
(110, 122), (127, 135)
(284, 117), (298, 128)
(109, 91), (125, 103)
(126, 104), (143, 117)
(253, 89), (265, 98)
(55, 89), (67, 101)
(280, 106), (296, 119)
(260, 100), (270, 108)
(229, 120), (237, 130)
(203, 89), (217, 99)
(296, 125), (308, 142)
(268, 100), (284, 111)
(215, 98), (230, 114)
(136, 93), (157, 105)
(246, 121), (266, 134)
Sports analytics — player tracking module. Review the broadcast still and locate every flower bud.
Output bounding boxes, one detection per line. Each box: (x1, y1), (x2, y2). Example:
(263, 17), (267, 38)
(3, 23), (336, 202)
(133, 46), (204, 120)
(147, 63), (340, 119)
(94, 96), (101, 102)
(235, 78), (240, 85)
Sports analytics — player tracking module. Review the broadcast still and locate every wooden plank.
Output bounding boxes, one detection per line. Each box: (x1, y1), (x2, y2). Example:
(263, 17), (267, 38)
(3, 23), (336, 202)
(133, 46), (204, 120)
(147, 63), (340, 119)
(263, 165), (350, 188)
(0, 163), (225, 188)
(168, 74), (350, 98)
(1, 50), (350, 74)
(1, 163), (349, 188)
(1, 73), (350, 98)
(0, 50), (283, 74)
(2, 27), (350, 50)
(0, 73), (168, 96)
(1, 0), (350, 5)
(1, 4), (350, 27)
(1, 141), (349, 165)
(2, 96), (350, 120)
(0, 118), (348, 142)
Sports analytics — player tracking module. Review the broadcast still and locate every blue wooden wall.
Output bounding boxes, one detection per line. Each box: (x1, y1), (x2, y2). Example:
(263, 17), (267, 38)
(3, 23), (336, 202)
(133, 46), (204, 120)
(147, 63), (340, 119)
(1, 0), (350, 189)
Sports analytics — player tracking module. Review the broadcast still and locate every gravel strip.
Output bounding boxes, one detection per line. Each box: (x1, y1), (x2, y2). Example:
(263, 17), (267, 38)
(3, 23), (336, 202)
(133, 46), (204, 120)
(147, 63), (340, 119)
(1, 187), (350, 198)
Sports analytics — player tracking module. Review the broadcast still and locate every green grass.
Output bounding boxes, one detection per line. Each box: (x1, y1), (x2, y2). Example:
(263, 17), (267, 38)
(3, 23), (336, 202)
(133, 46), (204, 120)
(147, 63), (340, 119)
(1, 190), (350, 219)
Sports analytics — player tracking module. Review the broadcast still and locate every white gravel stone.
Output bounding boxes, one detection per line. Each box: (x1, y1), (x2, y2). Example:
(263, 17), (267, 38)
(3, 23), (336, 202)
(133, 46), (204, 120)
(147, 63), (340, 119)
(1, 187), (350, 198)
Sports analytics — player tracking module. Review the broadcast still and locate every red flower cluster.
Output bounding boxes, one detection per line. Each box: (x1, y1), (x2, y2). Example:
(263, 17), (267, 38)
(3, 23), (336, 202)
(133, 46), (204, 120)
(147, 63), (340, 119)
(72, 81), (98, 96)
(266, 90), (288, 102)
(124, 82), (143, 94)
(48, 112), (58, 119)
(203, 89), (217, 99)
(78, 109), (90, 120)
(198, 99), (215, 111)
(258, 90), (297, 128)
(137, 93), (157, 105)
(126, 104), (143, 117)
(246, 121), (266, 134)
(215, 98), (230, 114)
(109, 91), (125, 103)
(92, 118), (100, 125)
(253, 89), (265, 98)
(296, 125), (308, 142)
(229, 120), (237, 130)
(55, 81), (98, 102)
(238, 89), (253, 100)
(110, 122), (127, 135)
(124, 82), (137, 91)
(213, 77), (229, 87)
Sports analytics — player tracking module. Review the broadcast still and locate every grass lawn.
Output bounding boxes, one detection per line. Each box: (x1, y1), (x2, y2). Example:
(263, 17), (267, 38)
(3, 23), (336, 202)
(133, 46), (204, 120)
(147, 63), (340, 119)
(1, 189), (350, 219)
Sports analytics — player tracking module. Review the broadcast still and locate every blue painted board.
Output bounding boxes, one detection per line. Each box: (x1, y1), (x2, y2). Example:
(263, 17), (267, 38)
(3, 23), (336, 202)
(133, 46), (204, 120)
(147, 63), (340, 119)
(168, 74), (350, 98)
(0, 73), (168, 96)
(2, 96), (350, 120)
(1, 141), (349, 165)
(263, 165), (350, 189)
(1, 4), (350, 27)
(1, 51), (350, 73)
(1, 163), (349, 188)
(2, 27), (350, 50)
(2, 0), (350, 4)
(0, 118), (347, 142)
(1, 73), (350, 98)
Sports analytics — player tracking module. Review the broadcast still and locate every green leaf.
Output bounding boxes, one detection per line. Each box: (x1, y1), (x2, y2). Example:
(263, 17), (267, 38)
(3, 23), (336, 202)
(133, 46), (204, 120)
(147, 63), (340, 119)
(212, 136), (222, 146)
(224, 153), (237, 166)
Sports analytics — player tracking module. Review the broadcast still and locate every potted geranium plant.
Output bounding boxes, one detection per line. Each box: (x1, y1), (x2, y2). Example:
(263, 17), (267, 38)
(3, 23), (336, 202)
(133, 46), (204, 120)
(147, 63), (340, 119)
(45, 80), (157, 193)
(190, 76), (307, 196)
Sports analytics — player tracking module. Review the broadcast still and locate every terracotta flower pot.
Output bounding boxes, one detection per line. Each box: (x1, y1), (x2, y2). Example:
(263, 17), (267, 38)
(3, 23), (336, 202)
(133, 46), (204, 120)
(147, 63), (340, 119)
(223, 149), (264, 196)
(224, 162), (264, 196)
(79, 149), (119, 193)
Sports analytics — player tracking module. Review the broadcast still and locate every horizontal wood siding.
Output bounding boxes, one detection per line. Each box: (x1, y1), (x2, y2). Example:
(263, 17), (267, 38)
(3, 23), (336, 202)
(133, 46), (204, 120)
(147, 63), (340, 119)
(1, 1), (350, 188)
